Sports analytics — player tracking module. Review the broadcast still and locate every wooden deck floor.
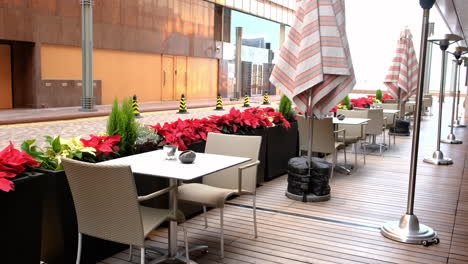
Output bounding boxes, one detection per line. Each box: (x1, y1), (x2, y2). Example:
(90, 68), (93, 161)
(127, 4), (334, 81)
(101, 113), (468, 264)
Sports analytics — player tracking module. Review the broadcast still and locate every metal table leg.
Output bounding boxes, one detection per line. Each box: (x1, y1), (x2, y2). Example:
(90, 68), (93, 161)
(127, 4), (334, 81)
(148, 179), (207, 264)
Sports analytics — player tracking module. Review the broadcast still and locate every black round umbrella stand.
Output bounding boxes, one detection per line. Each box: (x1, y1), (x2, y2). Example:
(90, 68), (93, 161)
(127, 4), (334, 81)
(285, 156), (331, 202)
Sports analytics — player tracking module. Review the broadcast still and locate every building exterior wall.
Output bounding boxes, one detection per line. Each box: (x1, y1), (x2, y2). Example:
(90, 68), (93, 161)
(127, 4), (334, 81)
(41, 44), (218, 105)
(0, 0), (217, 58)
(0, 0), (220, 107)
(0, 44), (12, 109)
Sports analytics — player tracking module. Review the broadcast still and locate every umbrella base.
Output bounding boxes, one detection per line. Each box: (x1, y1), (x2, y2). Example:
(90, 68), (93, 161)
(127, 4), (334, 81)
(381, 214), (439, 246)
(423, 151), (453, 165)
(441, 134), (462, 144)
(285, 191), (330, 202)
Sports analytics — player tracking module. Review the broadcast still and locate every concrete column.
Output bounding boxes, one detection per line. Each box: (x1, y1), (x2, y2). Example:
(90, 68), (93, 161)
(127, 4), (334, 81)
(234, 27), (243, 99)
(80, 0), (96, 112)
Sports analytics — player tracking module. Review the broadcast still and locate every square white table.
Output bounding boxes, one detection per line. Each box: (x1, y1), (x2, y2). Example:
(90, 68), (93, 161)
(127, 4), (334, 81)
(332, 117), (370, 173)
(333, 117), (370, 125)
(103, 150), (250, 263)
(383, 109), (400, 115)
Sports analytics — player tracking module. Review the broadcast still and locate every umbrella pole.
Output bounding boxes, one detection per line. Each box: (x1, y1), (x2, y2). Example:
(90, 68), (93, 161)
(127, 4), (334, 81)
(398, 88), (403, 119)
(381, 0), (439, 245)
(306, 90), (314, 169)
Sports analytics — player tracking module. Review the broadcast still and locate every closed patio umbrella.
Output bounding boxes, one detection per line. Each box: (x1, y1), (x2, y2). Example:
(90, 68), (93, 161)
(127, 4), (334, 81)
(384, 28), (419, 118)
(270, 0), (355, 162)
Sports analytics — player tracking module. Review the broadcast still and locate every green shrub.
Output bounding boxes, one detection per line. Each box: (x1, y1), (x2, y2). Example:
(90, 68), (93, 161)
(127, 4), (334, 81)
(277, 95), (296, 120)
(106, 97), (138, 155)
(376, 89), (383, 102)
(342, 95), (352, 109)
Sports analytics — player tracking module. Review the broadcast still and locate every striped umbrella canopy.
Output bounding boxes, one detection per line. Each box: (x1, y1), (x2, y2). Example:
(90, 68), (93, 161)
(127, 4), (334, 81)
(384, 28), (419, 102)
(270, 0), (355, 117)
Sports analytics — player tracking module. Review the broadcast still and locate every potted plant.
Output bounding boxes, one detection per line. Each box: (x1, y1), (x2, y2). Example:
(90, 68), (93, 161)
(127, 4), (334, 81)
(22, 134), (124, 264)
(107, 98), (139, 156)
(0, 142), (43, 264)
(263, 95), (299, 181)
(135, 125), (163, 153)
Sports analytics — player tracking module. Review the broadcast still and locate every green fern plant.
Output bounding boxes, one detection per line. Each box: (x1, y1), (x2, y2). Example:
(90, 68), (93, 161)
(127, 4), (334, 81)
(277, 95), (295, 120)
(106, 97), (138, 156)
(376, 89), (383, 102)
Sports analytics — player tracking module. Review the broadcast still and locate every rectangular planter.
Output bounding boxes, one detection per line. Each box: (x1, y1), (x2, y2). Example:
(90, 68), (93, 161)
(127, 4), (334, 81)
(1, 173), (45, 264)
(263, 120), (298, 181)
(37, 168), (126, 264)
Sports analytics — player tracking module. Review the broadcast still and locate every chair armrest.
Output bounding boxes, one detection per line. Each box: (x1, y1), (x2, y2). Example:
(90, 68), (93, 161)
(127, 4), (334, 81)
(138, 185), (177, 202)
(333, 129), (346, 143)
(237, 161), (260, 194)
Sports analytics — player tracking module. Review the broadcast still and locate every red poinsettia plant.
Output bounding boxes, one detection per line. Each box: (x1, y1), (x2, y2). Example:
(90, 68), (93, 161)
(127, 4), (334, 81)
(80, 134), (121, 161)
(150, 118), (220, 151)
(209, 107), (290, 134)
(0, 142), (39, 192)
(351, 97), (374, 108)
(382, 93), (394, 103)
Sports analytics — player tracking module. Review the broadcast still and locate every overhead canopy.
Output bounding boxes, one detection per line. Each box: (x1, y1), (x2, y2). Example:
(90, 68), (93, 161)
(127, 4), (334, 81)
(436, 0), (468, 47)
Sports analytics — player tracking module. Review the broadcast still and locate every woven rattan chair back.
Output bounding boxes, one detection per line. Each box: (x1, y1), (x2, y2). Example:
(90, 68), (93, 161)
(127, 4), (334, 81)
(202, 133), (261, 193)
(61, 158), (145, 247)
(297, 116), (335, 154)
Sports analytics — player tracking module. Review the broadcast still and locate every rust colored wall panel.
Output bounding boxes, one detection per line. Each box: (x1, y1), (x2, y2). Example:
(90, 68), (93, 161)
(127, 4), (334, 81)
(186, 57), (218, 100)
(0, 44), (12, 109)
(41, 44), (164, 104)
(0, 0), (217, 59)
(37, 80), (101, 107)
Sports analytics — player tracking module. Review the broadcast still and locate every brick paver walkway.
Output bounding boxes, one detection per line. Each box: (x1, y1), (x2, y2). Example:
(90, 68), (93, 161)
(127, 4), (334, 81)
(0, 101), (279, 149)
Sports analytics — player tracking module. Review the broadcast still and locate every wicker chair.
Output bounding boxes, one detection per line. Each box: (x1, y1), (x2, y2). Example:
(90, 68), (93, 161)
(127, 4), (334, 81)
(336, 109), (368, 165)
(61, 158), (190, 264)
(297, 116), (347, 179)
(363, 108), (386, 155)
(177, 133), (261, 259)
(381, 103), (398, 146)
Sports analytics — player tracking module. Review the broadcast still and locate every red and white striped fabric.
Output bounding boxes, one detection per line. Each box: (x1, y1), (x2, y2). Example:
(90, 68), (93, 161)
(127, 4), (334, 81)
(269, 0), (355, 117)
(384, 29), (419, 102)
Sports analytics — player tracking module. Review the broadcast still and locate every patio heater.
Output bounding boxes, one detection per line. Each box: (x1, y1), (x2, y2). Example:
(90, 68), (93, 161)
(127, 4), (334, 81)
(422, 34), (462, 165)
(381, 0), (440, 246)
(442, 47), (468, 143)
(80, 0), (96, 112)
(451, 55), (468, 128)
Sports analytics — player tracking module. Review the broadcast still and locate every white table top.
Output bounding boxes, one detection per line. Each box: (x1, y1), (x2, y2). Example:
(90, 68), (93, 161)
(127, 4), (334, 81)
(102, 150), (251, 181)
(383, 109), (400, 114)
(333, 117), (370, 125)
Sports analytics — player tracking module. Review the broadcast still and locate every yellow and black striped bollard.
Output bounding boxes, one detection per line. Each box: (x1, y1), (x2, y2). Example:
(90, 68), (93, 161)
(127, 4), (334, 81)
(243, 93), (250, 107)
(132, 95), (142, 118)
(177, 94), (189, 114)
(214, 93), (224, 111)
(262, 92), (271, 105)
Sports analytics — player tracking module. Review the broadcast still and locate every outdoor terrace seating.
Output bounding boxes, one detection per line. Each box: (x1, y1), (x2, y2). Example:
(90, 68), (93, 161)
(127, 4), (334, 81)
(99, 107), (468, 264)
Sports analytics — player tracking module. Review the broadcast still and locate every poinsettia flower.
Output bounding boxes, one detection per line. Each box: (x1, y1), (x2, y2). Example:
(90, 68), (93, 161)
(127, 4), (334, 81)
(382, 93), (394, 103)
(81, 134), (121, 155)
(0, 177), (15, 192)
(0, 142), (39, 192)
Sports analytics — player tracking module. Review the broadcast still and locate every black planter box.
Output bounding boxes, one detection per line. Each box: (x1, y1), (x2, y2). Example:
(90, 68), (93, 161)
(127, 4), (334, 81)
(186, 124), (298, 184)
(1, 173), (45, 264)
(264, 121), (298, 181)
(37, 169), (126, 264)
